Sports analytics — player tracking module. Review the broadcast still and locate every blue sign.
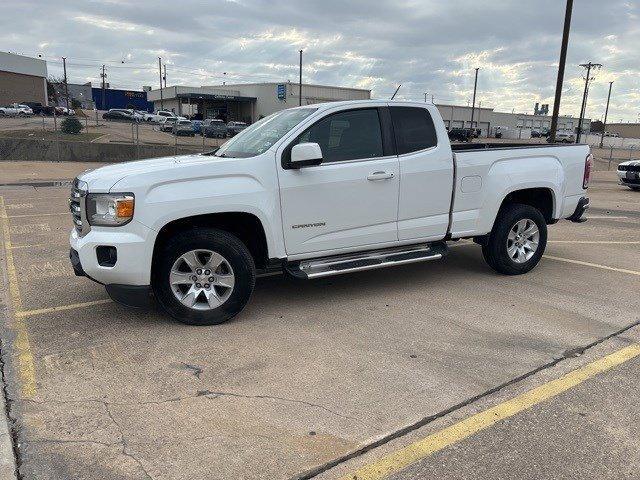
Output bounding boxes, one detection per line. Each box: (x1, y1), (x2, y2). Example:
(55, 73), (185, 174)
(277, 84), (286, 100)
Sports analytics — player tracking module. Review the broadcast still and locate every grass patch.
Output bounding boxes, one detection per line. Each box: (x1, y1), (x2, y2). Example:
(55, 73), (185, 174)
(0, 129), (103, 142)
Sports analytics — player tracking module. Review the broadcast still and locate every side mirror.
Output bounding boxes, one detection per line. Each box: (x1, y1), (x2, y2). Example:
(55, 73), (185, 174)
(289, 143), (323, 169)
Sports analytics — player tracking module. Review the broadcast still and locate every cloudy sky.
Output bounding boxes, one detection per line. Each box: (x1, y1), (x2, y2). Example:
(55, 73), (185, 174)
(2, 0), (639, 121)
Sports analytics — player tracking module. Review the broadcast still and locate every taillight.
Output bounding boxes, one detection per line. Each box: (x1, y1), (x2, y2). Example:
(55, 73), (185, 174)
(583, 153), (593, 189)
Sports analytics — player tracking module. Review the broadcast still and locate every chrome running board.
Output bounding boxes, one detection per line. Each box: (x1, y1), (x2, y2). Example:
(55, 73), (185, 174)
(285, 242), (448, 279)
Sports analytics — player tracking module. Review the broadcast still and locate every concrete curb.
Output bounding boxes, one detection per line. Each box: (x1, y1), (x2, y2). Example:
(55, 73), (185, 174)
(0, 379), (17, 480)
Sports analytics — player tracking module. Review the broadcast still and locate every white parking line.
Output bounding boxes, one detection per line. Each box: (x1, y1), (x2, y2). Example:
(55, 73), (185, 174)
(547, 240), (640, 245)
(544, 255), (640, 276)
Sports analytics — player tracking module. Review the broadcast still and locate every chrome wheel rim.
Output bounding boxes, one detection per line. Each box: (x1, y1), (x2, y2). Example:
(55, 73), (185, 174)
(506, 219), (540, 264)
(169, 249), (235, 310)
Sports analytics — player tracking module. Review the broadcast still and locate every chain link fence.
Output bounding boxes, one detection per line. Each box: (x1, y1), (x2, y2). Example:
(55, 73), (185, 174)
(0, 109), (227, 162)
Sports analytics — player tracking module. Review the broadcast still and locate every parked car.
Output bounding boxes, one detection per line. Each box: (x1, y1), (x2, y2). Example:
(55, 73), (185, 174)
(226, 121), (248, 137)
(191, 120), (204, 134)
(548, 132), (576, 143)
(448, 128), (472, 142)
(202, 119), (228, 138)
(617, 161), (640, 191)
(20, 102), (54, 115)
(103, 109), (134, 121)
(159, 116), (179, 132)
(141, 111), (168, 122)
(172, 119), (195, 136)
(69, 100), (592, 326)
(0, 104), (32, 116)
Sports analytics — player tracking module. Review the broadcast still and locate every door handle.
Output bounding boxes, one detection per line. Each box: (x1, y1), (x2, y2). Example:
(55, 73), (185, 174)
(367, 171), (394, 181)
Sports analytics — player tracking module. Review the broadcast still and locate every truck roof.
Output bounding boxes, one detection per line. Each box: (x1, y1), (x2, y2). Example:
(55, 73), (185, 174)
(291, 99), (431, 112)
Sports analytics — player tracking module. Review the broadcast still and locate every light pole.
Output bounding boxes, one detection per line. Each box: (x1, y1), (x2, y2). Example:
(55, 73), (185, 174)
(576, 62), (602, 143)
(298, 50), (303, 106)
(550, 0), (573, 143)
(469, 67), (479, 141)
(599, 81), (613, 148)
(158, 57), (164, 111)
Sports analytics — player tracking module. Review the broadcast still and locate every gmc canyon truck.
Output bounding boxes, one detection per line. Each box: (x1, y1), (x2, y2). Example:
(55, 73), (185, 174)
(69, 100), (591, 325)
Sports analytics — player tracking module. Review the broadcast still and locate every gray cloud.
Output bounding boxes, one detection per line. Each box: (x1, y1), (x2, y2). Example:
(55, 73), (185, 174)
(2, 0), (638, 120)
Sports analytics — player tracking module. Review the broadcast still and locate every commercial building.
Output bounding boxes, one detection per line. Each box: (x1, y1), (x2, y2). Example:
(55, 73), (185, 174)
(147, 82), (371, 122)
(50, 82), (94, 109)
(436, 104), (591, 138)
(0, 51), (48, 105)
(92, 87), (153, 111)
(606, 123), (640, 139)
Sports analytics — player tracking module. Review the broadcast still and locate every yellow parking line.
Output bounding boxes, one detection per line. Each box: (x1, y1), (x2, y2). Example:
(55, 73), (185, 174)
(0, 196), (36, 399)
(340, 343), (640, 480)
(544, 255), (640, 277)
(15, 299), (113, 318)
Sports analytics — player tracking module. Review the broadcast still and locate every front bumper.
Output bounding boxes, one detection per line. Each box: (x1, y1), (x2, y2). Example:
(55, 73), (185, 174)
(69, 220), (155, 307)
(617, 170), (640, 187)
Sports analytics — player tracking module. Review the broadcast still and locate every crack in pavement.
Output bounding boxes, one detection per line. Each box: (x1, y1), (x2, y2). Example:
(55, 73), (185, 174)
(195, 389), (363, 423)
(293, 320), (640, 480)
(103, 402), (153, 480)
(18, 388), (363, 424)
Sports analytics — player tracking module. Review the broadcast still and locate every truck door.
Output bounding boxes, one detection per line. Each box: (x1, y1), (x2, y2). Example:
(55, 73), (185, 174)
(390, 106), (454, 240)
(278, 107), (400, 256)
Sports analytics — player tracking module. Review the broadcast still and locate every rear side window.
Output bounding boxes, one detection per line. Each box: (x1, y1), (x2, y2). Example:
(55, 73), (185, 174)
(390, 107), (437, 154)
(296, 108), (384, 163)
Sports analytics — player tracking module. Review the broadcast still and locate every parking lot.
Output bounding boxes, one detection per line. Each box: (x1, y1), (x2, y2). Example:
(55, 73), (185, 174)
(0, 162), (639, 479)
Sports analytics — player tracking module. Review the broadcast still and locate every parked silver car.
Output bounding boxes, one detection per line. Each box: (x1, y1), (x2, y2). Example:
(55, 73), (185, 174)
(172, 119), (195, 136)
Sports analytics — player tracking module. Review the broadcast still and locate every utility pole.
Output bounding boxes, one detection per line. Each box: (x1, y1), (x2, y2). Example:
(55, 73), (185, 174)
(163, 64), (167, 88)
(298, 50), (303, 106)
(100, 65), (106, 110)
(576, 62), (602, 143)
(599, 81), (613, 148)
(550, 0), (573, 143)
(424, 92), (427, 103)
(62, 56), (70, 110)
(431, 94), (434, 104)
(158, 57), (164, 111)
(469, 67), (479, 141)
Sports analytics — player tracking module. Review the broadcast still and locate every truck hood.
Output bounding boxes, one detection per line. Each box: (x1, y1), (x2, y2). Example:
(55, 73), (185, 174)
(77, 154), (214, 191)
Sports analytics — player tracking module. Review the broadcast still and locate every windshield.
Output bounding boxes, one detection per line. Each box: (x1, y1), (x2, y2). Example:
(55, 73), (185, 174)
(215, 108), (317, 158)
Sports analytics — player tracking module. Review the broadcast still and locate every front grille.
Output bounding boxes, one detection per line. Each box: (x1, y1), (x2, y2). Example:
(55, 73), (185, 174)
(69, 178), (88, 235)
(618, 164), (640, 172)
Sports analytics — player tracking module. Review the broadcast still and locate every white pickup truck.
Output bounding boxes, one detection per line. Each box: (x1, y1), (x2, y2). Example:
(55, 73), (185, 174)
(70, 100), (591, 325)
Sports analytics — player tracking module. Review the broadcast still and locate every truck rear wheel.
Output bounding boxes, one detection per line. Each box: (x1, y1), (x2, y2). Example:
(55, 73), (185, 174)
(152, 228), (256, 325)
(482, 203), (547, 275)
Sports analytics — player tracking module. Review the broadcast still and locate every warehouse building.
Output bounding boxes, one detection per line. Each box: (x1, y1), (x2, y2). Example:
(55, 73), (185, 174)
(606, 123), (640, 139)
(147, 82), (371, 123)
(93, 86), (153, 111)
(0, 51), (48, 106)
(436, 104), (590, 138)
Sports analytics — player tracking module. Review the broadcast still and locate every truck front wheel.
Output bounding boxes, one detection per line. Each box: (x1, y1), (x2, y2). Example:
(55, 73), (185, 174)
(482, 203), (547, 275)
(152, 228), (256, 325)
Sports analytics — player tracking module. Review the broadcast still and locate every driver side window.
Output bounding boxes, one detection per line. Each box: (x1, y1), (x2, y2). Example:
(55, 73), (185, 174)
(295, 108), (384, 163)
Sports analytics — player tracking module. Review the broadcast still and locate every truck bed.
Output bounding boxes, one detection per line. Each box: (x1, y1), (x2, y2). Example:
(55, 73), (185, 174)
(450, 142), (584, 151)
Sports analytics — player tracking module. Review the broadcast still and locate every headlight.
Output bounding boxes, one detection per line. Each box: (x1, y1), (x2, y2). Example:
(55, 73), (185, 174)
(86, 193), (134, 226)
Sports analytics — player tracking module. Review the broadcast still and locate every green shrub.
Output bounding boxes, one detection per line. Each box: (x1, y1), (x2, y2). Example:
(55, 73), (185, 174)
(61, 117), (82, 135)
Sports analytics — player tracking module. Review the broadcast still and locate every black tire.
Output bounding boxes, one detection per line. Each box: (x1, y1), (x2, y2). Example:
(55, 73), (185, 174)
(152, 228), (256, 325)
(482, 203), (547, 275)
(629, 187), (640, 191)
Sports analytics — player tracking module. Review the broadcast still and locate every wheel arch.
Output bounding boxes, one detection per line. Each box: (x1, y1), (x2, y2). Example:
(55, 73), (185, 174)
(152, 212), (270, 272)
